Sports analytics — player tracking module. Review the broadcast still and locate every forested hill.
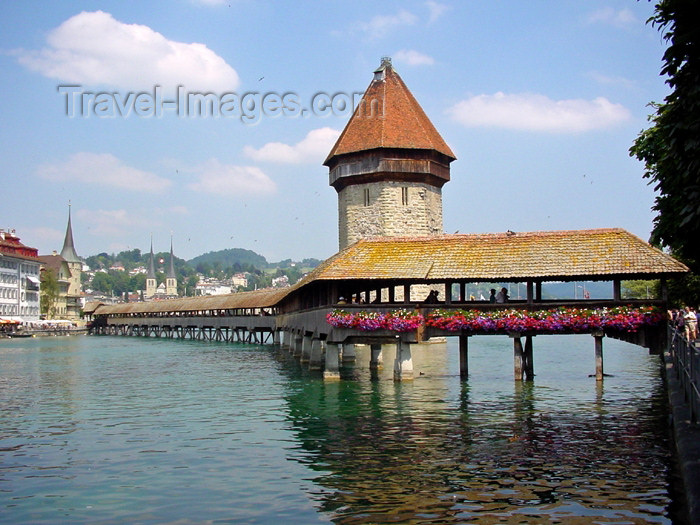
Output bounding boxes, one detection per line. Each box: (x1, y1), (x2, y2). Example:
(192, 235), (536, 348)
(188, 248), (267, 269)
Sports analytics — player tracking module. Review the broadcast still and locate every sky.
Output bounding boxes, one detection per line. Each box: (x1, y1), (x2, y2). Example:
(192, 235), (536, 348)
(0, 0), (670, 263)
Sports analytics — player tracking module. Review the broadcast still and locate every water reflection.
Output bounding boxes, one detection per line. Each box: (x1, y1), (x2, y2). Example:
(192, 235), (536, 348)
(0, 335), (679, 524)
(281, 338), (674, 523)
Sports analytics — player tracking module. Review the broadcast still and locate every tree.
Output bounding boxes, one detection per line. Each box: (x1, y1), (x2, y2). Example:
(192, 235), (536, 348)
(40, 268), (60, 318)
(630, 0), (700, 266)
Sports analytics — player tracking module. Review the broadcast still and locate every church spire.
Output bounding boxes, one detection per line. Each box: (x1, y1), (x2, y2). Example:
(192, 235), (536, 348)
(60, 203), (81, 263)
(167, 236), (176, 279)
(147, 237), (156, 279)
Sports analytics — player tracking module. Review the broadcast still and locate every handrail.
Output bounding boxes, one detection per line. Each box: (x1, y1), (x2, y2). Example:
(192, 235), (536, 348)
(668, 326), (700, 423)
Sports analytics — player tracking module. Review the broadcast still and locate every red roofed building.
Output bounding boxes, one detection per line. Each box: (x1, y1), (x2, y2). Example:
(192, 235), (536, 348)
(0, 229), (41, 321)
(325, 57), (456, 250)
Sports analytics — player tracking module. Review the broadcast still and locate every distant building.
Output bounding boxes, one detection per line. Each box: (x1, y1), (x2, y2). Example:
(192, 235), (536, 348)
(0, 229), (41, 321)
(195, 278), (232, 296)
(144, 237), (179, 300)
(165, 237), (178, 297)
(145, 239), (157, 299)
(37, 206), (83, 320)
(231, 273), (248, 289)
(272, 275), (290, 288)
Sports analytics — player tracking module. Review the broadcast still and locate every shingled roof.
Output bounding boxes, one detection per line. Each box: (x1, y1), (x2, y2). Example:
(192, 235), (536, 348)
(324, 57), (456, 164)
(93, 288), (289, 316)
(299, 228), (688, 282)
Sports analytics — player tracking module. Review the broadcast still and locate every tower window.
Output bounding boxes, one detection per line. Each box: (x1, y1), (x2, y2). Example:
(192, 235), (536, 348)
(401, 187), (409, 205)
(363, 188), (370, 206)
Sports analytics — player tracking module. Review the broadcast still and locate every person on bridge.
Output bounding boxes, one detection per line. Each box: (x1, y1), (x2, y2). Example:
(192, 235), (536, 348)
(683, 306), (697, 341)
(496, 287), (509, 303)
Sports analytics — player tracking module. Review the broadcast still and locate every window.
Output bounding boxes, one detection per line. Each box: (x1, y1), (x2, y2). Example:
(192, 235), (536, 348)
(363, 188), (370, 206)
(401, 187), (409, 205)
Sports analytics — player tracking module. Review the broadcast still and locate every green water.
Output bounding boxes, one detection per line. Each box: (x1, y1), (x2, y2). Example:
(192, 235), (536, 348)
(0, 334), (680, 523)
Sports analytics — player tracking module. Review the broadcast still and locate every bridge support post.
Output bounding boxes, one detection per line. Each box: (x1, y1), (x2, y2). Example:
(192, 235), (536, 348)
(273, 330), (280, 345)
(593, 331), (604, 381)
(293, 334), (303, 357)
(524, 335), (534, 380)
(324, 343), (341, 381)
(342, 343), (357, 363)
(309, 338), (323, 370)
(370, 344), (383, 370)
(512, 333), (524, 381)
(301, 334), (312, 363)
(394, 339), (414, 381)
(459, 335), (469, 378)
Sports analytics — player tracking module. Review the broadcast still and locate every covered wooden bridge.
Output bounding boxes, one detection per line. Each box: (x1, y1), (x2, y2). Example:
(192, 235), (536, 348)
(87, 228), (688, 381)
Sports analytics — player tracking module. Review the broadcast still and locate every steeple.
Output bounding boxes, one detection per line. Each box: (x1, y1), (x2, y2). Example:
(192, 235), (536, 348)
(145, 237), (157, 299)
(60, 203), (81, 263)
(166, 235), (178, 297)
(147, 237), (156, 279)
(167, 236), (176, 279)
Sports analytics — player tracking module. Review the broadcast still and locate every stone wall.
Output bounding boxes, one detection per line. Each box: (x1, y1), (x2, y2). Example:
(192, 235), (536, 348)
(338, 180), (443, 250)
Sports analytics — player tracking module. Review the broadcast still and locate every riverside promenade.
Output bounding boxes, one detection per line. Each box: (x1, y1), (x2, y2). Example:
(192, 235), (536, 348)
(665, 331), (700, 524)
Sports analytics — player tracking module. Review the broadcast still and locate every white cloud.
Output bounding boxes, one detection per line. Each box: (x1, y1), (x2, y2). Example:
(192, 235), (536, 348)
(394, 49), (435, 67)
(19, 227), (63, 249)
(447, 92), (631, 133)
(37, 152), (172, 192)
(356, 10), (418, 39)
(425, 1), (449, 23)
(14, 10), (239, 91)
(587, 7), (638, 29)
(187, 159), (276, 196)
(589, 71), (636, 89)
(243, 127), (341, 164)
(192, 0), (227, 5)
(75, 208), (147, 237)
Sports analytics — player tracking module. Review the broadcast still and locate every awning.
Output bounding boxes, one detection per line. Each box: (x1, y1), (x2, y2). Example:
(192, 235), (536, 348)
(26, 276), (40, 285)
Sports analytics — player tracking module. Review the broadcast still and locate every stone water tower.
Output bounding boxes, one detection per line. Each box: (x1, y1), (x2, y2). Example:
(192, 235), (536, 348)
(324, 57), (456, 250)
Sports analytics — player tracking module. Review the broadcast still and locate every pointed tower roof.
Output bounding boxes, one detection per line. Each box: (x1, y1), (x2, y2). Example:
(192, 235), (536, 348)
(60, 204), (81, 263)
(324, 57), (456, 165)
(167, 236), (176, 279)
(147, 238), (156, 279)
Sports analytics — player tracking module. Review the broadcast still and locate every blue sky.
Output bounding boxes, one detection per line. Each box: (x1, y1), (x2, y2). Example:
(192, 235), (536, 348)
(1, 1), (668, 263)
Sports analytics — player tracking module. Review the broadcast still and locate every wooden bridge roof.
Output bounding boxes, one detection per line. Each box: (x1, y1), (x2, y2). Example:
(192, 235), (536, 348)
(298, 228), (688, 283)
(91, 228), (687, 317)
(93, 288), (288, 316)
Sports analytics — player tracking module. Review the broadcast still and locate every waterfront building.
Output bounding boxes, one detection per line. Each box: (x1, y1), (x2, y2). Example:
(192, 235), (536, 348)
(325, 56), (456, 251)
(36, 206), (83, 320)
(58, 206), (83, 320)
(0, 229), (41, 321)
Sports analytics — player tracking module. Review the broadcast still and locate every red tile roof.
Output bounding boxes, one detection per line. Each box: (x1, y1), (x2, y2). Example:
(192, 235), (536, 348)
(324, 58), (456, 164)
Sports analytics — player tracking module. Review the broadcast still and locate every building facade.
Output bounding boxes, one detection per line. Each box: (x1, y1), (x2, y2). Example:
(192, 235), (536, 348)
(0, 229), (41, 321)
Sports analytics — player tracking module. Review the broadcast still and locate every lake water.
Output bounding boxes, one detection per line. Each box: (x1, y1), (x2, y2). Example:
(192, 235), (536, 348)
(0, 334), (683, 523)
